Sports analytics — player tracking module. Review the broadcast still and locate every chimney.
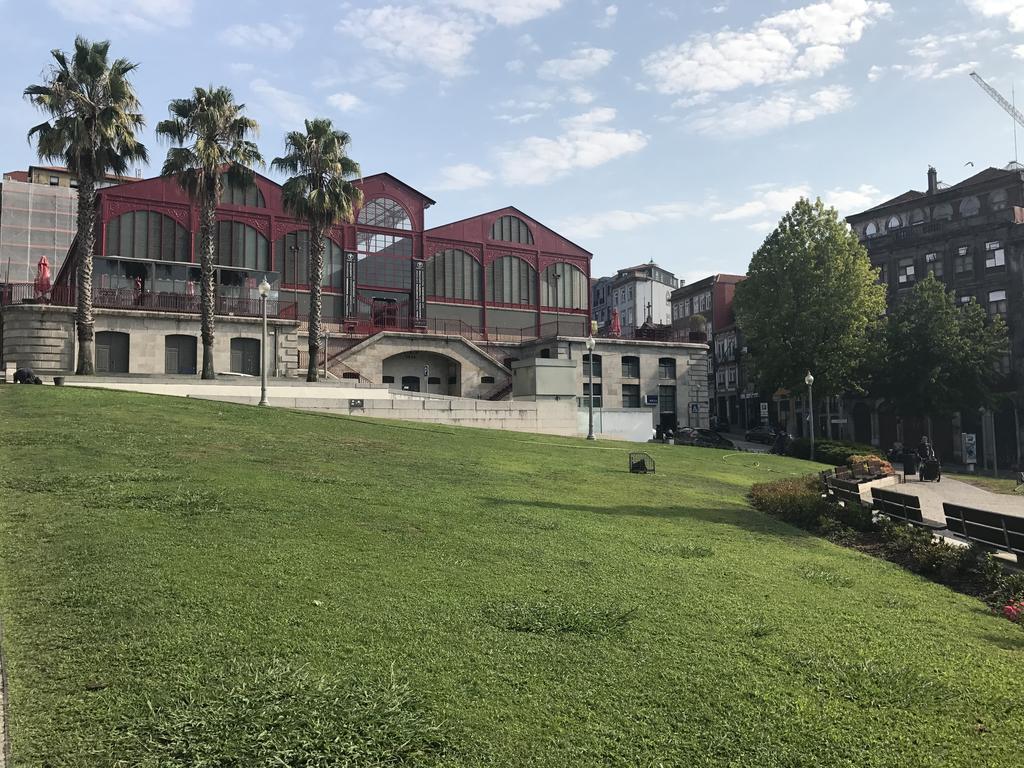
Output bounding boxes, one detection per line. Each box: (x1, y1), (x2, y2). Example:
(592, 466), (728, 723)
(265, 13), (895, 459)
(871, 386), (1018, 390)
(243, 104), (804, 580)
(927, 166), (938, 195)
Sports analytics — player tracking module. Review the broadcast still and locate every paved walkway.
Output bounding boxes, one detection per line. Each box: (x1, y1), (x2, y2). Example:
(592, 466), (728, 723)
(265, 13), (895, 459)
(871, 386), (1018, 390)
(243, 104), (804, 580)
(897, 476), (1023, 524)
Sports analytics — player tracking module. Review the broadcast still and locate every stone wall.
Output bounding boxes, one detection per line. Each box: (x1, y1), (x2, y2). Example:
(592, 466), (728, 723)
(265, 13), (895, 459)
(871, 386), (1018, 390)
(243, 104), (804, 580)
(0, 304), (301, 376)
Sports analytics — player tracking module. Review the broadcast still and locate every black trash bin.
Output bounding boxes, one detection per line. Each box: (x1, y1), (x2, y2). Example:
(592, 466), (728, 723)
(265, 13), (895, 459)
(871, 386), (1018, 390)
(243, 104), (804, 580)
(901, 451), (919, 480)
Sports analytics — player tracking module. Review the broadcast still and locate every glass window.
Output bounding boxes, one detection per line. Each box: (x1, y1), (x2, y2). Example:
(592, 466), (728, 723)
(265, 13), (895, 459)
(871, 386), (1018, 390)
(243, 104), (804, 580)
(356, 232), (413, 290)
(541, 262), (587, 309)
(277, 230), (308, 285)
(582, 382), (602, 408)
(886, 215), (901, 230)
(425, 249), (481, 301)
(985, 241), (1005, 268)
(583, 353), (602, 377)
(716, 368), (727, 389)
(897, 258), (915, 285)
(621, 355), (640, 378)
(865, 222), (878, 237)
(622, 384), (641, 408)
(357, 197), (412, 230)
(959, 196), (981, 217)
(221, 179), (265, 207)
(658, 357), (676, 379)
(213, 220), (269, 271)
(487, 255), (537, 306)
(988, 290), (1007, 317)
(925, 252), (943, 277)
(49, 175), (59, 186)
(106, 210), (190, 263)
(879, 263), (888, 285)
(658, 385), (676, 414)
(727, 366), (738, 387)
(934, 203), (953, 221)
(489, 215), (534, 244)
(955, 248), (973, 274)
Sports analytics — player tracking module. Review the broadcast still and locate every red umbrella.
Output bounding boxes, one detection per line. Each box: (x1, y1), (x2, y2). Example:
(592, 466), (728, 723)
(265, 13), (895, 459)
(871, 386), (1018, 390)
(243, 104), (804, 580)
(33, 256), (51, 299)
(610, 308), (622, 338)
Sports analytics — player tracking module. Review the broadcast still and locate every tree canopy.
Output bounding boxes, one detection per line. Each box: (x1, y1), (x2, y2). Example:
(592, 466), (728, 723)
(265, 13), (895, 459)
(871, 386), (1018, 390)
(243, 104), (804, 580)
(880, 274), (1008, 419)
(734, 197), (886, 399)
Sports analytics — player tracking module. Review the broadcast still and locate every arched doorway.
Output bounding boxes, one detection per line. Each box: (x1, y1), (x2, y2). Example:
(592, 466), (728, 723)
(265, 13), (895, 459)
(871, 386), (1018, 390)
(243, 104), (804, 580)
(382, 351), (463, 396)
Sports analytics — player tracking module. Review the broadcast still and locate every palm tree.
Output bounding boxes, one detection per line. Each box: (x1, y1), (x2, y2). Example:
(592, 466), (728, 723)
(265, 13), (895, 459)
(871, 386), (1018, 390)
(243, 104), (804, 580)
(272, 119), (362, 382)
(156, 86), (263, 379)
(25, 37), (148, 375)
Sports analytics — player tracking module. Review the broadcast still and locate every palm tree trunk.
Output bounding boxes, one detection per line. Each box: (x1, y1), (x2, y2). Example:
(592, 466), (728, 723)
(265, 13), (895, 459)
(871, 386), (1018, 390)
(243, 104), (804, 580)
(307, 227), (325, 382)
(199, 181), (219, 379)
(74, 176), (97, 375)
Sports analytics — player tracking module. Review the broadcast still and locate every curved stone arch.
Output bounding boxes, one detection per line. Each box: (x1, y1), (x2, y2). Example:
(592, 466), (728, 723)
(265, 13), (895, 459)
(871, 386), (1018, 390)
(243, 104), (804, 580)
(885, 214), (903, 231)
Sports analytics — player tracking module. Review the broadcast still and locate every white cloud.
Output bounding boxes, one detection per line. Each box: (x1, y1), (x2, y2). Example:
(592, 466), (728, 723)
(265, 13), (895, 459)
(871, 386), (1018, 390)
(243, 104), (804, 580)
(48, 0), (192, 29)
(495, 107), (647, 185)
(337, 6), (481, 77)
(444, 0), (564, 25)
(964, 0), (1024, 32)
(596, 4), (618, 28)
(250, 79), (309, 126)
(327, 92), (364, 112)
(506, 59), (525, 73)
(435, 163), (495, 190)
(1012, 44), (1024, 58)
(905, 29), (999, 59)
(221, 20), (302, 51)
(870, 61), (979, 80)
(568, 86), (596, 104)
(314, 61), (410, 93)
(556, 199), (715, 240)
(538, 47), (615, 81)
(687, 85), (853, 139)
(714, 182), (884, 223)
(643, 0), (892, 94)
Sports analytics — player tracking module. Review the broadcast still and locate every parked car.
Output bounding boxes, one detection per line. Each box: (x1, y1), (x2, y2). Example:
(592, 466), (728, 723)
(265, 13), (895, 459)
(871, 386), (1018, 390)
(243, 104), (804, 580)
(676, 428), (736, 450)
(744, 425), (778, 444)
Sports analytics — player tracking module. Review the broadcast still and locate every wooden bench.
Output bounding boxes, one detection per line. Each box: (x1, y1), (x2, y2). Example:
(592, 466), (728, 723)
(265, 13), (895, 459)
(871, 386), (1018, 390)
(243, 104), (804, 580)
(943, 503), (1024, 563)
(871, 487), (943, 530)
(827, 477), (867, 508)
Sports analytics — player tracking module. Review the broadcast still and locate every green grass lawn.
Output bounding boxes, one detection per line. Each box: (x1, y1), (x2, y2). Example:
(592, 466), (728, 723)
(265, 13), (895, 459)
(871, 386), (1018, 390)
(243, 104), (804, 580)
(947, 473), (1022, 496)
(1, 387), (1022, 767)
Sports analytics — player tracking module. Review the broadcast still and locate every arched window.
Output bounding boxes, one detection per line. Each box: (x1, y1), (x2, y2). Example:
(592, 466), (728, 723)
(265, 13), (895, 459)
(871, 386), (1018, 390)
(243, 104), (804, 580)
(487, 255), (537, 305)
(621, 355), (640, 378)
(583, 353), (602, 377)
(658, 357), (676, 379)
(214, 220), (269, 270)
(490, 215), (534, 244)
(221, 179), (265, 208)
(933, 203), (953, 221)
(865, 222), (878, 237)
(909, 208), (926, 225)
(357, 197), (412, 230)
(105, 210), (189, 262)
(886, 215), (902, 230)
(425, 249), (481, 301)
(541, 262), (587, 310)
(959, 196), (981, 217)
(275, 230), (345, 289)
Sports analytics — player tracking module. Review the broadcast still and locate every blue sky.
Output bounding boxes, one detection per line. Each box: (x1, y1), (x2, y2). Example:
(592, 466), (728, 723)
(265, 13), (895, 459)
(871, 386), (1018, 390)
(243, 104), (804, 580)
(2, 0), (1024, 283)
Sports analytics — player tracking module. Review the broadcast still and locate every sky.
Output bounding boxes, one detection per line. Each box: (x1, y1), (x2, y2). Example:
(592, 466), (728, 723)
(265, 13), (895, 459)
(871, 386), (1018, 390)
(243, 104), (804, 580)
(2, 0), (1024, 285)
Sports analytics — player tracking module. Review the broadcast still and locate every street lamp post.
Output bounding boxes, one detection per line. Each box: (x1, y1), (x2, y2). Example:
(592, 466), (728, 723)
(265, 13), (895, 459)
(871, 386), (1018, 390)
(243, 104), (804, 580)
(585, 335), (596, 441)
(805, 371), (815, 461)
(258, 276), (271, 407)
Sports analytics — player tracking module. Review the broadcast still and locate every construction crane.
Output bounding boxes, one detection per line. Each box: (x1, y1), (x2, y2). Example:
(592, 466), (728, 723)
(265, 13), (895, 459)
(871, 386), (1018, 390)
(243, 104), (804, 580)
(970, 71), (1023, 163)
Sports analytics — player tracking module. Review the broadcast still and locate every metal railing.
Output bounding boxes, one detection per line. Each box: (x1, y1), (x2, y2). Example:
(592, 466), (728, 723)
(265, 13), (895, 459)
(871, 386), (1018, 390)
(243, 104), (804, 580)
(1, 282), (296, 320)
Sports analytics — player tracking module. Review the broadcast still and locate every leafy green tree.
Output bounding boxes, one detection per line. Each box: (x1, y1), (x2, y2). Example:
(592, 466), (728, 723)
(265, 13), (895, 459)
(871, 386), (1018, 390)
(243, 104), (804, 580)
(25, 37), (148, 375)
(272, 119), (362, 382)
(881, 274), (1007, 420)
(156, 87), (263, 379)
(734, 198), (887, 400)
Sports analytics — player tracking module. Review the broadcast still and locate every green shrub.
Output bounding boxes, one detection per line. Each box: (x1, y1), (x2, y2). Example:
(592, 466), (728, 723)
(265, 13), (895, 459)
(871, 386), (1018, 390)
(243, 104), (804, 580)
(830, 499), (876, 533)
(749, 475), (829, 530)
(788, 438), (878, 466)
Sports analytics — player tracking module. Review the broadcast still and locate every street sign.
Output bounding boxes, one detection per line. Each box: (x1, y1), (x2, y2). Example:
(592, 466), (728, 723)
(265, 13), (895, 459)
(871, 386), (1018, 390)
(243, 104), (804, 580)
(349, 399), (364, 409)
(759, 402), (769, 417)
(646, 394), (659, 406)
(423, 364), (430, 377)
(690, 402), (700, 415)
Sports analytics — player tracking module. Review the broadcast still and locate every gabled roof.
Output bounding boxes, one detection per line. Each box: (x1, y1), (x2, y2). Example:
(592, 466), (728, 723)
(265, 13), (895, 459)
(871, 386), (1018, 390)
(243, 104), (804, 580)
(359, 172), (436, 207)
(849, 166), (1022, 219)
(855, 190), (925, 216)
(425, 205), (593, 257)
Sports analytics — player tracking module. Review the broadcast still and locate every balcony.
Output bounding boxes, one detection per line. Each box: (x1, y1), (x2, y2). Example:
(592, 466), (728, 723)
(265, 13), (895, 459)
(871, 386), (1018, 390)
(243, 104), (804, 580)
(862, 206), (1024, 251)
